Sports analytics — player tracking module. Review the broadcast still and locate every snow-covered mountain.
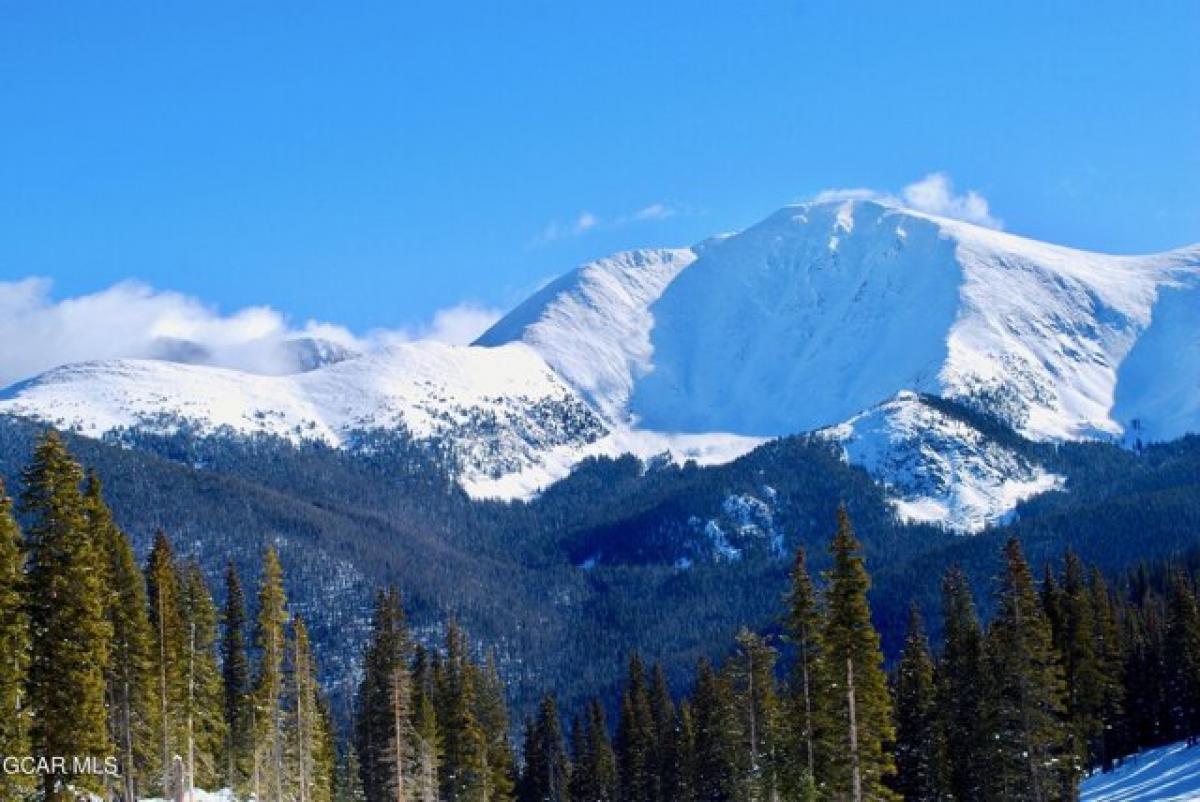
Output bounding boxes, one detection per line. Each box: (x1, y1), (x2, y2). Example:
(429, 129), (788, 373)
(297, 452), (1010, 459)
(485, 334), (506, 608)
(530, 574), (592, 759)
(820, 391), (1063, 532)
(3, 198), (1197, 530)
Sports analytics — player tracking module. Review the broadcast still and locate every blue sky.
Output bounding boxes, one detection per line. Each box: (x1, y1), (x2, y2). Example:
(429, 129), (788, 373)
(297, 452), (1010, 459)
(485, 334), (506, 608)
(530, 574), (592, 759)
(2, 1), (1198, 338)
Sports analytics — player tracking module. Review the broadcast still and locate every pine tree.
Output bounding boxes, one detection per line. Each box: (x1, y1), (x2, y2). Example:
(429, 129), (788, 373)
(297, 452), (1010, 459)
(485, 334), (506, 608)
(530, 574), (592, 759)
(520, 695), (571, 802)
(1088, 567), (1125, 770)
(21, 431), (113, 800)
(478, 653), (517, 802)
(649, 664), (678, 802)
(729, 628), (782, 802)
(336, 744), (368, 802)
(1057, 552), (1103, 785)
(315, 692), (339, 802)
(569, 715), (589, 802)
(221, 561), (253, 791)
(87, 473), (156, 802)
(1122, 593), (1169, 749)
(252, 546), (290, 802)
(292, 616), (330, 802)
(674, 701), (698, 802)
(691, 658), (738, 802)
(0, 479), (32, 802)
(782, 547), (821, 801)
(981, 538), (1070, 802)
(814, 507), (897, 802)
(181, 561), (228, 794)
(936, 565), (987, 802)
(439, 620), (489, 802)
(1164, 569), (1200, 745)
(893, 605), (943, 802)
(412, 644), (443, 802)
(356, 588), (418, 802)
(382, 594), (414, 802)
(571, 699), (617, 802)
(146, 528), (186, 796)
(616, 653), (654, 802)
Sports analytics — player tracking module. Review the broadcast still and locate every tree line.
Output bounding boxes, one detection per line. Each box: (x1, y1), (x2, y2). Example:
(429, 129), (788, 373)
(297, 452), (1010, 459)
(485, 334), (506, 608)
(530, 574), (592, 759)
(509, 521), (1200, 802)
(0, 431), (336, 802)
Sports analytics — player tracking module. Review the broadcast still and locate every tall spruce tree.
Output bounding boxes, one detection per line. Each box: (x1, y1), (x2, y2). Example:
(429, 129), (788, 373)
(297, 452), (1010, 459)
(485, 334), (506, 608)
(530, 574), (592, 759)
(0, 479), (32, 801)
(981, 538), (1070, 802)
(21, 431), (113, 800)
(1164, 570), (1200, 745)
(292, 616), (331, 802)
(814, 507), (897, 802)
(356, 589), (414, 802)
(438, 620), (488, 802)
(179, 560), (227, 794)
(782, 546), (822, 800)
(571, 699), (617, 802)
(1123, 593), (1169, 749)
(649, 664), (679, 802)
(221, 561), (252, 791)
(316, 692), (339, 802)
(936, 565), (987, 802)
(87, 473), (156, 802)
(893, 606), (943, 802)
(252, 546), (290, 802)
(616, 653), (655, 802)
(1088, 567), (1125, 770)
(412, 644), (443, 802)
(674, 701), (698, 802)
(146, 528), (186, 796)
(336, 744), (368, 802)
(479, 653), (517, 802)
(519, 694), (570, 802)
(691, 658), (738, 802)
(730, 628), (782, 802)
(1057, 552), (1104, 785)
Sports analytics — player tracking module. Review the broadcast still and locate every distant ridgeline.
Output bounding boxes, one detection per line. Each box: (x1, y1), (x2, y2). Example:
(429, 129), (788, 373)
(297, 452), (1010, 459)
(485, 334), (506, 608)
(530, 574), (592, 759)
(3, 429), (1200, 801)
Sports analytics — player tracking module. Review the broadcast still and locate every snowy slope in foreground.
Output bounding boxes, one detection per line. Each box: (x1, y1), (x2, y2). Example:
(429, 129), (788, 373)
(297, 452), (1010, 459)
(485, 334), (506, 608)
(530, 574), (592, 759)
(1082, 741), (1200, 801)
(822, 392), (1062, 532)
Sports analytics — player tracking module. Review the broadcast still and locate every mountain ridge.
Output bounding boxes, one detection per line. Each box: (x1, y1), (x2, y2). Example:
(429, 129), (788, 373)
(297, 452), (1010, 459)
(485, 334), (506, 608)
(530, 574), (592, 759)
(3, 197), (1197, 531)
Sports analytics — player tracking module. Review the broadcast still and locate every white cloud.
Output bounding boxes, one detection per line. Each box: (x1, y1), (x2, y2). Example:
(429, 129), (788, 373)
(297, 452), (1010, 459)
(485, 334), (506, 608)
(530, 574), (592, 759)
(532, 201), (680, 246)
(901, 173), (1001, 228)
(408, 303), (502, 346)
(533, 211), (602, 245)
(632, 203), (676, 222)
(0, 278), (502, 387)
(812, 173), (1002, 229)
(573, 211), (599, 234)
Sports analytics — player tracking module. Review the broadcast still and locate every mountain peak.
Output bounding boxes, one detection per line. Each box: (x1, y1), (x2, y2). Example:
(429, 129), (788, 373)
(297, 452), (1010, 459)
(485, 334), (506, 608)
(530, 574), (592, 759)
(2, 199), (1197, 525)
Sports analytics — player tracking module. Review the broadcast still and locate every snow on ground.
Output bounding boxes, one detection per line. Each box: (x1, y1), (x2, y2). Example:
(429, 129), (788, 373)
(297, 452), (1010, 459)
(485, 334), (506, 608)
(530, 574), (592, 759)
(141, 790), (236, 802)
(1082, 741), (1200, 801)
(462, 426), (765, 500)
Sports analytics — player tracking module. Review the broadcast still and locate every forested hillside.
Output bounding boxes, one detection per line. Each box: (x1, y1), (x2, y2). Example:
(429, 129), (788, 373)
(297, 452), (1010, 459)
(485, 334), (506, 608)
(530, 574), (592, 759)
(6, 433), (1200, 802)
(1, 406), (1199, 728)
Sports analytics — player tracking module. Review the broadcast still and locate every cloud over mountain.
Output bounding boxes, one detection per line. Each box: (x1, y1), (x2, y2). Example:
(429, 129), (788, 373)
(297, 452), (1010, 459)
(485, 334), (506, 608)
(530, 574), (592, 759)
(0, 278), (499, 386)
